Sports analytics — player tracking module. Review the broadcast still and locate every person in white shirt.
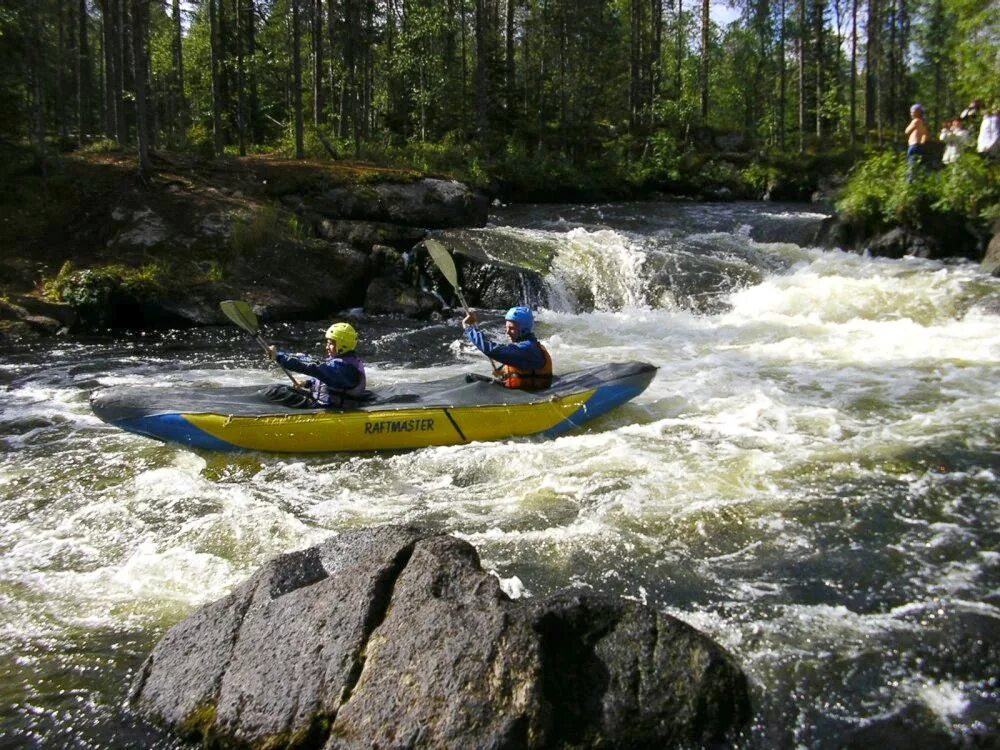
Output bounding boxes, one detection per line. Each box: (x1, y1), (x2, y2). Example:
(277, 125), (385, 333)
(940, 118), (971, 164)
(977, 105), (1000, 158)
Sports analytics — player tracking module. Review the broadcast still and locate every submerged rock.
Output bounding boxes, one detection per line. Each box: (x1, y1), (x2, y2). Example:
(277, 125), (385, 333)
(130, 526), (752, 749)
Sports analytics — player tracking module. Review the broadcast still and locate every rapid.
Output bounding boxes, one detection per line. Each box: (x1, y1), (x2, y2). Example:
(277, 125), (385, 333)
(1, 201), (998, 748)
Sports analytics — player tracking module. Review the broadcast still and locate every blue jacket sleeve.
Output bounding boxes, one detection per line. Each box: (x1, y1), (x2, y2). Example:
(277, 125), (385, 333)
(275, 353), (360, 390)
(463, 327), (545, 370)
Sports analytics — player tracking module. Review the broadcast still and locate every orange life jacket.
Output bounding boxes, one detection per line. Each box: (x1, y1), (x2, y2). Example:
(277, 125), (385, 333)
(495, 343), (553, 390)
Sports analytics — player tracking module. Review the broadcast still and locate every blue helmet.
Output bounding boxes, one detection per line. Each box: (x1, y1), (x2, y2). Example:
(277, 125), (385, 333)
(505, 306), (534, 333)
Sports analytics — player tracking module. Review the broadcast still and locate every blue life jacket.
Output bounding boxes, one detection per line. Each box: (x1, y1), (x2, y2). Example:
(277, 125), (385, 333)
(276, 350), (367, 407)
(310, 353), (367, 406)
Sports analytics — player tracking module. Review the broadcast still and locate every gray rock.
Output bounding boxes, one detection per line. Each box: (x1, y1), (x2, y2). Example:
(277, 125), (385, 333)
(314, 179), (488, 228)
(316, 217), (427, 251)
(11, 295), (78, 328)
(132, 525), (429, 743)
(0, 297), (68, 335)
(865, 227), (939, 260)
(131, 526), (752, 749)
(364, 277), (442, 318)
(118, 241), (374, 328)
(328, 534), (546, 748)
(416, 234), (550, 311)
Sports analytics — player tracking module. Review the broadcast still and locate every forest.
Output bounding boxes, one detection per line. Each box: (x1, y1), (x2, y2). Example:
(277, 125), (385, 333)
(0, 0), (996, 195)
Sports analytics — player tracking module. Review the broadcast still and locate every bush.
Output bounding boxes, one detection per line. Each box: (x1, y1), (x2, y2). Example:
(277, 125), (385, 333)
(835, 151), (903, 231)
(836, 148), (1000, 245)
(48, 262), (167, 327)
(933, 151), (1000, 222)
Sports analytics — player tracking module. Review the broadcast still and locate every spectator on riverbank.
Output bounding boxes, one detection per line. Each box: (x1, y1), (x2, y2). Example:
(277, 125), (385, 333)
(961, 99), (985, 133)
(905, 103), (930, 179)
(977, 104), (1000, 159)
(940, 118), (972, 164)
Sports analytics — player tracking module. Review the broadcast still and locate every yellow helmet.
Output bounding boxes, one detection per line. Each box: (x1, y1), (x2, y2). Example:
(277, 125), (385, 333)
(325, 322), (358, 352)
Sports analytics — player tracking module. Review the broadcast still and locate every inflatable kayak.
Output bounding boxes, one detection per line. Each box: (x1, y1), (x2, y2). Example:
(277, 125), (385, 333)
(90, 362), (657, 453)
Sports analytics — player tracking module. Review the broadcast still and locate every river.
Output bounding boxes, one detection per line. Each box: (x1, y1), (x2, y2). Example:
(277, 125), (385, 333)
(1, 201), (998, 748)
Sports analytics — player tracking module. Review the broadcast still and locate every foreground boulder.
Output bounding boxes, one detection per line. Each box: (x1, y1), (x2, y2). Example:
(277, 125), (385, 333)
(130, 526), (751, 749)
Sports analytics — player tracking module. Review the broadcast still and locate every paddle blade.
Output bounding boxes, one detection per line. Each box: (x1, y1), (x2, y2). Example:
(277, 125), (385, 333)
(425, 239), (460, 290)
(220, 299), (261, 335)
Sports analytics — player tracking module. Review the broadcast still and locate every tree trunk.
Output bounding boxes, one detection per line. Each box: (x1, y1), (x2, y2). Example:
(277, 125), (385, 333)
(97, 0), (128, 144)
(864, 0), (878, 139)
(99, 0), (128, 145)
(209, 0), (224, 154)
(630, 0), (641, 128)
(849, 0), (857, 145)
(78, 0), (92, 146)
(99, 1), (116, 139)
(815, 0), (824, 138)
(292, 0), (305, 157)
(461, 0), (469, 136)
(651, 0), (663, 120)
(57, 0), (68, 142)
(115, 0), (128, 142)
(28, 1), (47, 158)
(474, 0), (490, 140)
(674, 0), (683, 98)
(236, 0), (247, 154)
(172, 0), (186, 145)
(327, 0), (339, 133)
(797, 0), (805, 150)
(129, 0), (151, 172)
(247, 0), (261, 143)
(779, 0), (786, 147)
(313, 0), (324, 128)
(700, 0), (709, 120)
(342, 0), (361, 151)
(505, 0), (515, 114)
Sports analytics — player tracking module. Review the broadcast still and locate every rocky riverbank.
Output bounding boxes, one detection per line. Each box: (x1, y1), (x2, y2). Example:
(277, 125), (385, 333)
(0, 152), (536, 340)
(3, 150), (996, 342)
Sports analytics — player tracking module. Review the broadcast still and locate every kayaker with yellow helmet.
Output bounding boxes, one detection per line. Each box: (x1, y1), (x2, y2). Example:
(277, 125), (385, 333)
(462, 306), (553, 390)
(266, 321), (367, 406)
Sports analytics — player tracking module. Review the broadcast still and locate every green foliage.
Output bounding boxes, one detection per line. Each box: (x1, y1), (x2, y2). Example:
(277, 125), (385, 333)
(837, 149), (1000, 235)
(836, 152), (904, 230)
(48, 262), (166, 326)
(630, 132), (686, 185)
(80, 139), (124, 155)
(741, 163), (778, 195)
(932, 151), (1000, 222)
(2, 0), (997, 205)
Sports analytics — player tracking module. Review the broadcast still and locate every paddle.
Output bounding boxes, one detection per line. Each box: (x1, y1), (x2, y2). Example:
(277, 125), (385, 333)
(425, 239), (498, 373)
(425, 238), (473, 311)
(219, 300), (302, 388)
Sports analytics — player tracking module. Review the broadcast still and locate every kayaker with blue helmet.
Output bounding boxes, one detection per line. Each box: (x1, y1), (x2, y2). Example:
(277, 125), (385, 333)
(266, 322), (367, 407)
(462, 306), (553, 390)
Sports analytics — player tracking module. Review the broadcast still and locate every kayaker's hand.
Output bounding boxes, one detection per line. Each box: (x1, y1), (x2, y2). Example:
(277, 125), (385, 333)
(267, 345), (277, 361)
(463, 310), (478, 328)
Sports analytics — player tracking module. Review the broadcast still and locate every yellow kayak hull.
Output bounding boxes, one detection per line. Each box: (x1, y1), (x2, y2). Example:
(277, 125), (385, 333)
(91, 362), (656, 453)
(182, 390), (592, 452)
